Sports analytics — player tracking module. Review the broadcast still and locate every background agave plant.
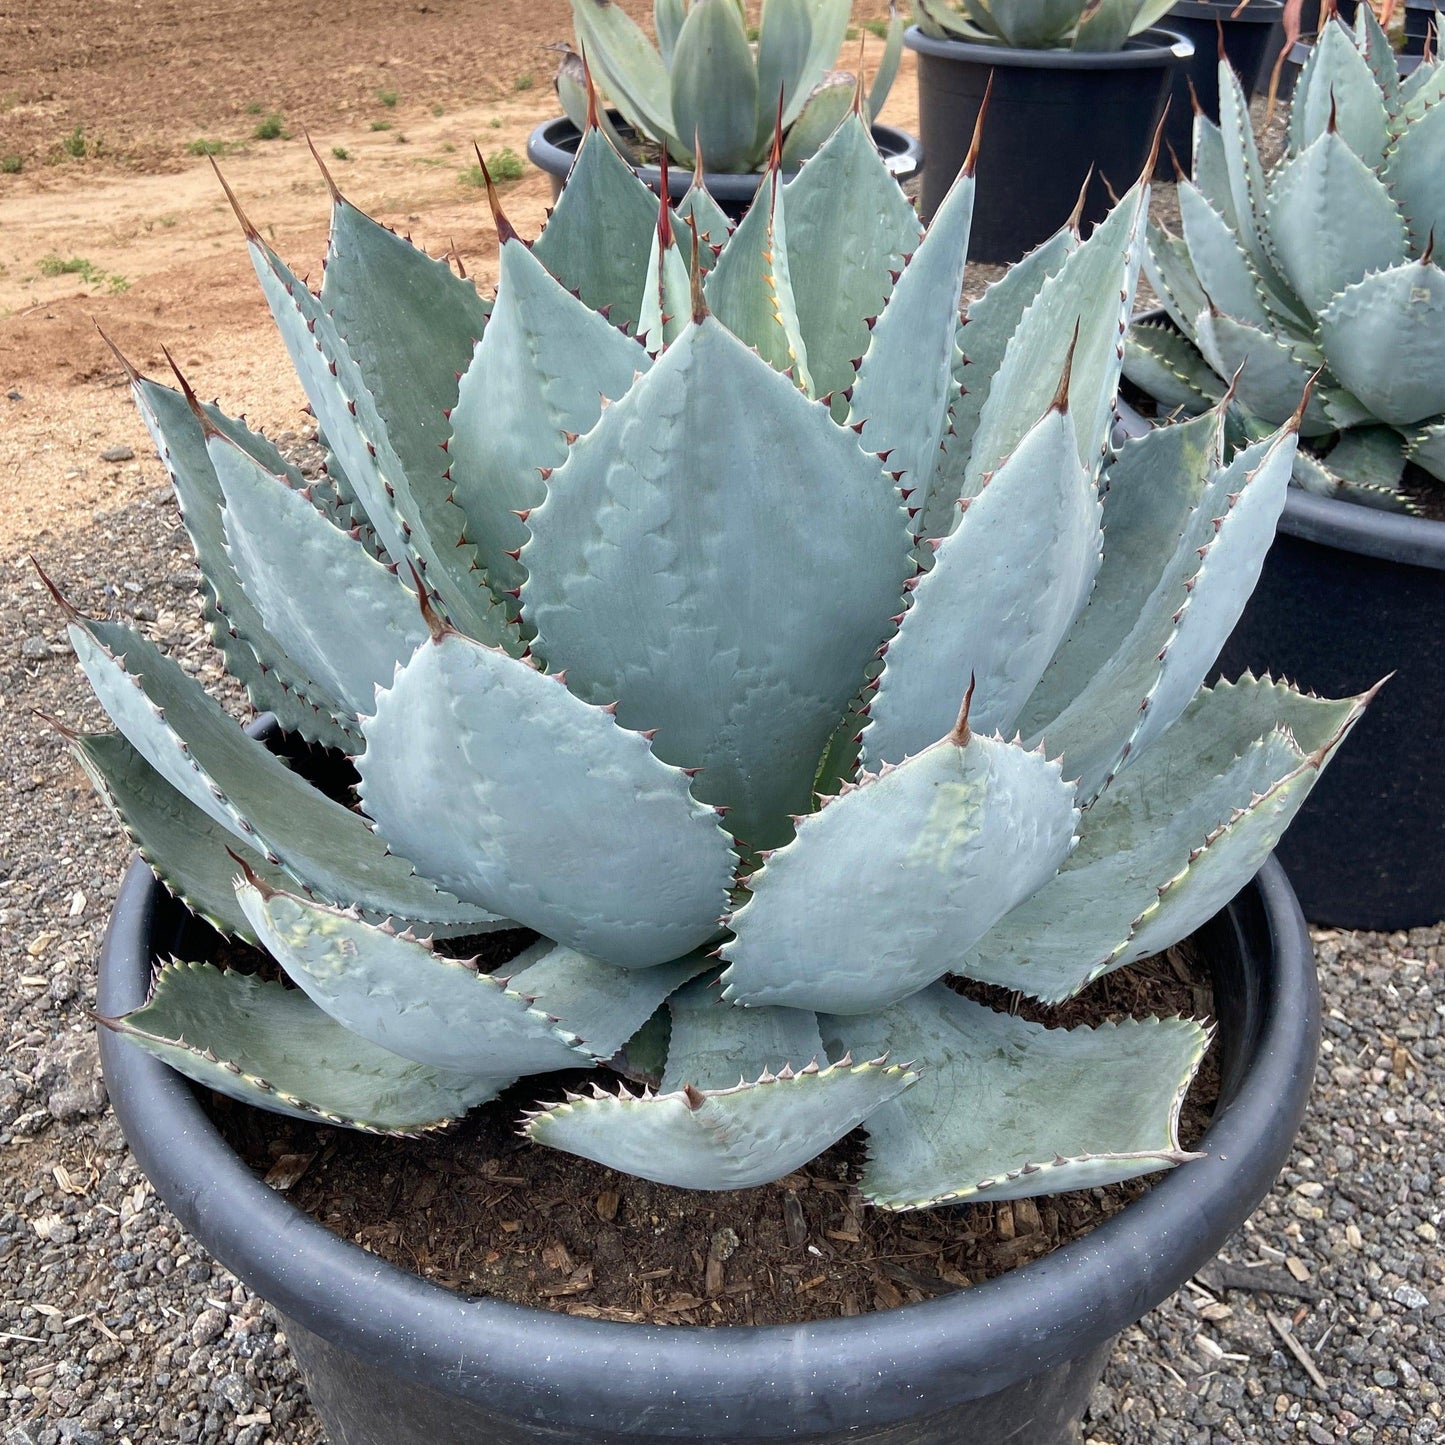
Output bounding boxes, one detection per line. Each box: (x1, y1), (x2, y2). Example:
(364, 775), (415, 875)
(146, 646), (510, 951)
(63, 113), (1365, 1210)
(558, 0), (903, 172)
(912, 0), (1180, 50)
(1124, 10), (1445, 511)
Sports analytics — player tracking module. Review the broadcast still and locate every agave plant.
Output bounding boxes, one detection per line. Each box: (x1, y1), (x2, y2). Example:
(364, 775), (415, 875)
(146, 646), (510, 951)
(62, 112), (1366, 1211)
(912, 0), (1179, 50)
(558, 0), (903, 172)
(1124, 10), (1445, 511)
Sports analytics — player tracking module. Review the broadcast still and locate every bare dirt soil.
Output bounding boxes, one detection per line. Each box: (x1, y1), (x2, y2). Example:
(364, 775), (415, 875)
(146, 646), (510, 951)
(0, 0), (910, 546)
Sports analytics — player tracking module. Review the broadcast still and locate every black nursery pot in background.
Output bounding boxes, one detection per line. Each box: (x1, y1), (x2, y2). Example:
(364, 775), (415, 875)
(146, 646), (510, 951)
(1404, 0), (1441, 55)
(98, 840), (1318, 1445)
(526, 115), (924, 223)
(1156, 0), (1284, 175)
(904, 26), (1191, 262)
(1259, 0), (1359, 101)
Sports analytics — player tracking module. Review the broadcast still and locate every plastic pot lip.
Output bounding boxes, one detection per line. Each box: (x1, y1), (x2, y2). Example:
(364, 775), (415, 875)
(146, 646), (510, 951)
(525, 115), (924, 202)
(903, 22), (1194, 65)
(98, 834), (1317, 1436)
(1168, 0), (1284, 19)
(1120, 317), (1445, 571)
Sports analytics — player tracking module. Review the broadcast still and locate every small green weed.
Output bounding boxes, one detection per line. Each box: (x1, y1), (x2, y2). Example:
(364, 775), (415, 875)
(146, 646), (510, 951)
(331, 146), (350, 160)
(861, 18), (890, 37)
(253, 113), (288, 140)
(62, 126), (87, 158)
(39, 254), (103, 281)
(377, 87), (399, 107)
(514, 72), (535, 91)
(1, 155), (20, 175)
(184, 138), (232, 156)
(461, 147), (525, 187)
(432, 103), (445, 116)
(488, 117), (503, 128)
(370, 119), (393, 132)
(844, 25), (859, 39)
(107, 273), (131, 294)
(245, 100), (264, 115)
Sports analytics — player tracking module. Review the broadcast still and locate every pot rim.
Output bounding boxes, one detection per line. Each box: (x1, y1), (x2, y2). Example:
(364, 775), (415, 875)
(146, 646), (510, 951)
(903, 22), (1194, 65)
(525, 114), (924, 200)
(1121, 315), (1445, 571)
(98, 849), (1316, 1437)
(1167, 0), (1284, 18)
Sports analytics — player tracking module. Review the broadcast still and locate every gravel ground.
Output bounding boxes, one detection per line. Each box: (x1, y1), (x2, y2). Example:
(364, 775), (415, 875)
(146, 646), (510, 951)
(1, 282), (1442, 1445)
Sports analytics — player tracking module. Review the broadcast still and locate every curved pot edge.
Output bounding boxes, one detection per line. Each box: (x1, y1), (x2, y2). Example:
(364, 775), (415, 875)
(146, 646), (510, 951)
(97, 847), (1318, 1438)
(902, 23), (1194, 66)
(525, 116), (923, 202)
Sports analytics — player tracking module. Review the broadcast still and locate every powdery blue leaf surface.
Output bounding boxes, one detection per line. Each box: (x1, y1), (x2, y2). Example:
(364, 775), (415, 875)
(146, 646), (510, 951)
(720, 727), (1077, 1013)
(358, 629), (735, 968)
(522, 318), (911, 851)
(824, 985), (1206, 1209)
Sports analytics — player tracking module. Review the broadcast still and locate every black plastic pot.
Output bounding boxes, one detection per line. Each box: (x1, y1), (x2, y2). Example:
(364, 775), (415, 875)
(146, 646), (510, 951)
(97, 831), (1317, 1445)
(1284, 31), (1428, 83)
(526, 115), (923, 222)
(1404, 0), (1441, 55)
(1157, 0), (1284, 175)
(904, 25), (1191, 259)
(1117, 378), (1445, 930)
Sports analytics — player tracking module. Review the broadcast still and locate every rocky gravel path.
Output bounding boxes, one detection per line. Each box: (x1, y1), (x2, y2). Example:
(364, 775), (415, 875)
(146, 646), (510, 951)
(0, 464), (1441, 1444)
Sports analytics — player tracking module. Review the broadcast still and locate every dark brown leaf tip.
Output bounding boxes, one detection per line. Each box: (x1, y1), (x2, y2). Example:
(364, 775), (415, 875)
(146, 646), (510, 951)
(963, 72), (993, 177)
(686, 215), (708, 324)
(407, 560), (451, 642)
(948, 672), (977, 746)
(160, 344), (220, 438)
(31, 557), (82, 623)
(474, 143), (520, 245)
(94, 321), (142, 384)
(305, 131), (344, 204)
(227, 847), (277, 899)
(209, 157), (261, 242)
(1051, 319), (1081, 414)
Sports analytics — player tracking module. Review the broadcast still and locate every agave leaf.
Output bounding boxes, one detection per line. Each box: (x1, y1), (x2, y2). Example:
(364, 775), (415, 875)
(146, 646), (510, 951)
(866, 3), (905, 119)
(448, 236), (649, 605)
(1216, 59), (1276, 277)
(1264, 130), (1408, 316)
(921, 228), (1077, 539)
(655, 0), (689, 64)
(1121, 321), (1226, 415)
(670, 0), (759, 172)
(865, 401), (1100, 764)
(67, 615), (497, 929)
(965, 178), (1147, 501)
(913, 0), (991, 40)
(358, 629), (735, 968)
(570, 0), (678, 146)
(522, 318), (911, 851)
(754, 0), (815, 154)
(1354, 0), (1401, 107)
(74, 730), (288, 943)
(1321, 425), (1412, 496)
(1191, 115), (1238, 230)
(778, 75), (855, 169)
(1191, 311), (1333, 432)
(780, 112), (922, 413)
(784, 0), (852, 126)
(131, 377), (356, 751)
(638, 203), (693, 354)
(986, 0), (1083, 45)
(1177, 180), (1272, 328)
(506, 945), (716, 1061)
(1318, 260), (1445, 426)
(675, 179), (733, 261)
(210, 431), (428, 719)
(533, 126), (660, 336)
(1383, 98), (1445, 251)
(526, 991), (915, 1189)
(960, 677), (1368, 1001)
(319, 195), (492, 512)
(247, 232), (512, 652)
(1292, 18), (1392, 165)
(720, 728), (1078, 1014)
(235, 881), (592, 1075)
(1028, 422), (1296, 799)
(704, 167), (812, 388)
(1141, 222), (1212, 345)
(825, 986), (1206, 1210)
(1395, 54), (1445, 117)
(1072, 0), (1142, 49)
(847, 165), (974, 500)
(1018, 407), (1222, 737)
(101, 962), (507, 1133)
(1409, 417), (1445, 483)
(1288, 437), (1414, 510)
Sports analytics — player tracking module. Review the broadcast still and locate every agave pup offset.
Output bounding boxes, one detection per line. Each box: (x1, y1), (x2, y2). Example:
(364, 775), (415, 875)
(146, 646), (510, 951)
(558, 0), (904, 171)
(61, 110), (1367, 1211)
(912, 0), (1181, 50)
(1124, 9), (1445, 511)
